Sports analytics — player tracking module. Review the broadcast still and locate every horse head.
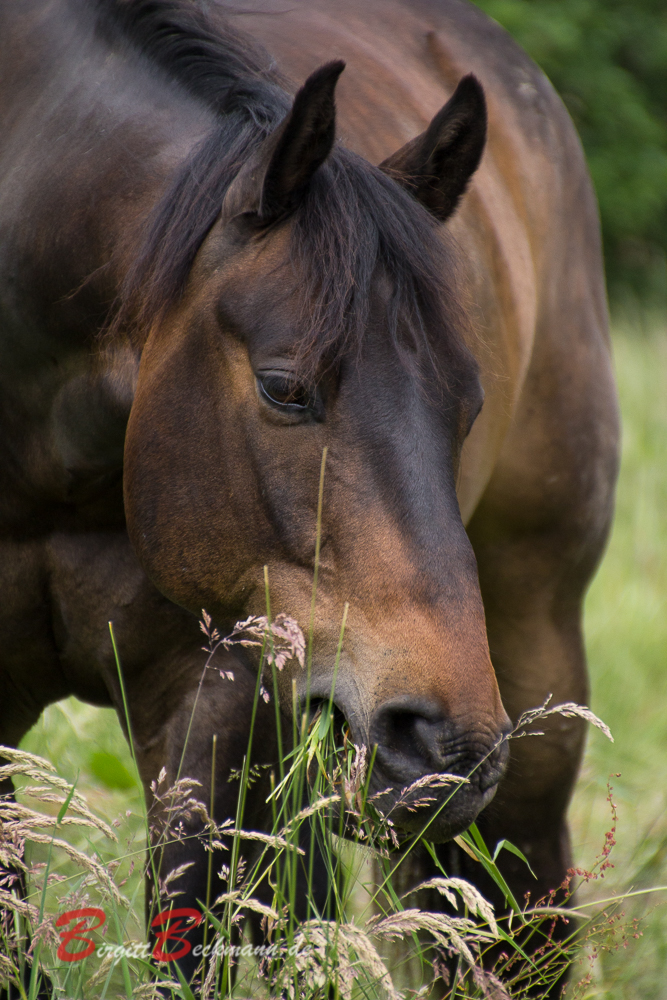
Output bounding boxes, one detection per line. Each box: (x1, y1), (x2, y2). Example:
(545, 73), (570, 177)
(123, 63), (510, 841)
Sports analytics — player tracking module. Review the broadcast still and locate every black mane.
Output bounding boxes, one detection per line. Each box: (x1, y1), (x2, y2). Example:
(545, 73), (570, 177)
(102, 0), (473, 382)
(94, 0), (289, 116)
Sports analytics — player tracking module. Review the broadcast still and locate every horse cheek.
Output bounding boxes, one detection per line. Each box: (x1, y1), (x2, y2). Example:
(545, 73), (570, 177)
(122, 347), (250, 615)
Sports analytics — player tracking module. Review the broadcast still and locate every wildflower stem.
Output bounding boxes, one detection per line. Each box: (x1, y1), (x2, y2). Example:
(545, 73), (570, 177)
(108, 621), (162, 936)
(306, 444), (328, 704)
(203, 732), (217, 970)
(264, 566), (285, 785)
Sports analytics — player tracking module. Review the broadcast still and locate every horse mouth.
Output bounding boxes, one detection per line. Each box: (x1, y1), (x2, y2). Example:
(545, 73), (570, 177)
(365, 737), (509, 843)
(306, 700), (509, 844)
(367, 774), (502, 842)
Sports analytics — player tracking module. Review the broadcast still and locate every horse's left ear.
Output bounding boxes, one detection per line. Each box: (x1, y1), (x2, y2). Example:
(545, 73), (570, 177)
(223, 60), (345, 224)
(380, 75), (487, 222)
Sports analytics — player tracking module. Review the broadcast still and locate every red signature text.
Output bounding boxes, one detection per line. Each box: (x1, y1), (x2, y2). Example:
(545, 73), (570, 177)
(56, 908), (106, 962)
(56, 906), (203, 963)
(150, 908), (203, 961)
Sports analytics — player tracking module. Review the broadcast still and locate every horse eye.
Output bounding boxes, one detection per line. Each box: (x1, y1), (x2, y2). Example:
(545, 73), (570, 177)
(258, 374), (313, 410)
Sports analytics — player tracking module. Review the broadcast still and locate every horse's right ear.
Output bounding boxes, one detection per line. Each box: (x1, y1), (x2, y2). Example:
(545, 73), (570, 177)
(380, 75), (487, 222)
(223, 60), (345, 224)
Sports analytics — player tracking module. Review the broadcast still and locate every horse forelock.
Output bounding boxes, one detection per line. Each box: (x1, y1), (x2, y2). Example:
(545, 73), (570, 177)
(102, 0), (475, 396)
(289, 151), (475, 391)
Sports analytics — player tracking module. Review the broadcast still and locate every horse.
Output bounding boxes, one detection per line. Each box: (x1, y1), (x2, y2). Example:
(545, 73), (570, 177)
(0, 0), (619, 990)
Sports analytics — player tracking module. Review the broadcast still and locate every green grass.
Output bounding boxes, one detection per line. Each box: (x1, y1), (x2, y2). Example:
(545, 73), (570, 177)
(18, 696), (147, 912)
(13, 318), (667, 997)
(567, 315), (667, 997)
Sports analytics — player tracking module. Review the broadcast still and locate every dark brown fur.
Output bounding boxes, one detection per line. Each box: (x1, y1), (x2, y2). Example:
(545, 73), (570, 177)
(0, 0), (618, 991)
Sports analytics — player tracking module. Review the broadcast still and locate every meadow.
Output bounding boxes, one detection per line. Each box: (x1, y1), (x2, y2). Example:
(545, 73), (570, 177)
(10, 317), (667, 998)
(567, 314), (667, 997)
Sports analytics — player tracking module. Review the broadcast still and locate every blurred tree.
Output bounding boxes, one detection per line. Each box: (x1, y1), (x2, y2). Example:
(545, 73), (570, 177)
(472, 0), (667, 305)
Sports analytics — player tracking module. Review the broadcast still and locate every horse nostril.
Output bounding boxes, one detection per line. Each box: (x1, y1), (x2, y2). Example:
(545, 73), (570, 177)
(370, 699), (508, 788)
(371, 700), (452, 773)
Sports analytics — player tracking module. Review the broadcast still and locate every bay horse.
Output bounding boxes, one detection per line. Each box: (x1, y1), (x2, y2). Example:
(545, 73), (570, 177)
(0, 0), (618, 988)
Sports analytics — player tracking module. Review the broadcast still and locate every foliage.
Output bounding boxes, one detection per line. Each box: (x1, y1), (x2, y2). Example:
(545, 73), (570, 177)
(0, 700), (617, 999)
(472, 0), (667, 304)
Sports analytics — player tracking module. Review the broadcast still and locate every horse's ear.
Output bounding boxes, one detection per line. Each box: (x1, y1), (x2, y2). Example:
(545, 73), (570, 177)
(223, 61), (345, 224)
(259, 60), (345, 220)
(380, 75), (487, 222)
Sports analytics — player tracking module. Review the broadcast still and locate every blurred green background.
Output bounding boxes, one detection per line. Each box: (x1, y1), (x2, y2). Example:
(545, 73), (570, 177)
(473, 0), (667, 307)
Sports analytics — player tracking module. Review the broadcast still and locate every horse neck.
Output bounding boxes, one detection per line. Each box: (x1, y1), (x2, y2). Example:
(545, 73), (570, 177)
(0, 1), (224, 512)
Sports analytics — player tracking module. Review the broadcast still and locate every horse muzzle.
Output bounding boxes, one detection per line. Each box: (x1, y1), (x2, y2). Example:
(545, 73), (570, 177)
(363, 697), (510, 841)
(308, 688), (511, 843)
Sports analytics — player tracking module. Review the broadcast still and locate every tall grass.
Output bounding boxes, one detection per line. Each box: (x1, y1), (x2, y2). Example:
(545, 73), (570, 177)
(1, 673), (612, 998)
(5, 319), (665, 998)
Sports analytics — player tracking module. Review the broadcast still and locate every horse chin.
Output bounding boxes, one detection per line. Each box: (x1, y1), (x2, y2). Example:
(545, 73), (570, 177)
(381, 783), (500, 844)
(306, 749), (501, 846)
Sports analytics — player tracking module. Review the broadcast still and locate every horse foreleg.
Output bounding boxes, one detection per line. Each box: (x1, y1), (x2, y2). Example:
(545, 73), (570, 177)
(126, 650), (278, 988)
(461, 476), (616, 990)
